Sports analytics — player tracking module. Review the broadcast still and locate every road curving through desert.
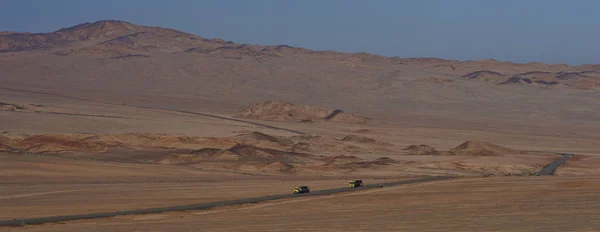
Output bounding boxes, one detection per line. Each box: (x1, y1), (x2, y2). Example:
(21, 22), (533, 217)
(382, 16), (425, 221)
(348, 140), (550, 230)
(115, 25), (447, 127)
(535, 153), (574, 176)
(0, 176), (453, 227)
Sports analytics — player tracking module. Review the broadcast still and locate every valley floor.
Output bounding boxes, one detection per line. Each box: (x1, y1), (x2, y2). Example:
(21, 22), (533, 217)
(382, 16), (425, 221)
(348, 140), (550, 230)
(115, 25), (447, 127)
(1, 87), (599, 231)
(3, 176), (599, 232)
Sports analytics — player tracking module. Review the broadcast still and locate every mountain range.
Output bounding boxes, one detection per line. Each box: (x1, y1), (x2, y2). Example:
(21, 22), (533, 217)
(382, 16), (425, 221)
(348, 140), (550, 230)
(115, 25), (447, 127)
(1, 20), (599, 127)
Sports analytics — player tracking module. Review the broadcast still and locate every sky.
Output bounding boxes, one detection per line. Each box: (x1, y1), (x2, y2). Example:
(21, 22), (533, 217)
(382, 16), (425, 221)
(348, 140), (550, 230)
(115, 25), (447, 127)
(1, 0), (600, 65)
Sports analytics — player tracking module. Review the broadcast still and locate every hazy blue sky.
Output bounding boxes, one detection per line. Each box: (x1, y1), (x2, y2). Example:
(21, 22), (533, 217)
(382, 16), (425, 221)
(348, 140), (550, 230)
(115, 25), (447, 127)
(1, 0), (599, 64)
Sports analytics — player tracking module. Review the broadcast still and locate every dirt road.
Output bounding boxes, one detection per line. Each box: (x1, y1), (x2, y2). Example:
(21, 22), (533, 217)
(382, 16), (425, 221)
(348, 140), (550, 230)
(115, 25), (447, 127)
(0, 176), (452, 227)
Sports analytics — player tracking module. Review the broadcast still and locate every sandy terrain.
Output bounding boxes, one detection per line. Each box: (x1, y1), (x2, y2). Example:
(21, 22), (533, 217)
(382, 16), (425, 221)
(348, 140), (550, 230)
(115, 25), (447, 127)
(0, 153), (409, 220)
(1, 78), (598, 230)
(3, 176), (599, 232)
(0, 20), (599, 231)
(0, 128), (565, 178)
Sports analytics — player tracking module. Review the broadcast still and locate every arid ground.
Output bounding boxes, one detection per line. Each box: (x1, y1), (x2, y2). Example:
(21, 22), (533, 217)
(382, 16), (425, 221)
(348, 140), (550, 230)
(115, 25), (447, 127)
(1, 20), (599, 231)
(3, 176), (599, 232)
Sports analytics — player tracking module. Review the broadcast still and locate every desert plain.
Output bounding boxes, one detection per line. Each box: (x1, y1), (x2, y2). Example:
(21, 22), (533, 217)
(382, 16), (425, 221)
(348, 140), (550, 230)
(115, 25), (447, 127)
(1, 20), (600, 231)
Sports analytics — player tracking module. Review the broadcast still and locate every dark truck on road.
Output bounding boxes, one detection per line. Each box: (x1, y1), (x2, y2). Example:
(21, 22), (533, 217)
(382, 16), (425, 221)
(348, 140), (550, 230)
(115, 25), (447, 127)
(293, 186), (310, 194)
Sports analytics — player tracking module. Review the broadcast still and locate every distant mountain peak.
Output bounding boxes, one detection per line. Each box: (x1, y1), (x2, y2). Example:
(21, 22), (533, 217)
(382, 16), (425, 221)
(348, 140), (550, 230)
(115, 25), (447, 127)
(1, 20), (599, 90)
(55, 20), (134, 31)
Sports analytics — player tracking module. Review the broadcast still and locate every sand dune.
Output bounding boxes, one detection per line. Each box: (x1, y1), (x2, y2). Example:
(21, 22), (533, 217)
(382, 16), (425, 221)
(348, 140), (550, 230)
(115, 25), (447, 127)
(236, 101), (368, 124)
(402, 140), (517, 156)
(451, 140), (516, 156)
(403, 144), (440, 155)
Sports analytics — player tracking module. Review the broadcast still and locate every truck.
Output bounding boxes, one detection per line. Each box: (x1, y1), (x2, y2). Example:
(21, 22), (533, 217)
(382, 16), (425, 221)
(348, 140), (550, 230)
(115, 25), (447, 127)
(293, 185), (310, 194)
(349, 180), (364, 188)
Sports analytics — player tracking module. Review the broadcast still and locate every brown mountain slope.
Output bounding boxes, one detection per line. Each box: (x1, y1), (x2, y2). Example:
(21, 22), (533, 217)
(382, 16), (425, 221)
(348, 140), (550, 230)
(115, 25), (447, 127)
(1, 20), (599, 128)
(0, 20), (202, 53)
(3, 20), (600, 80)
